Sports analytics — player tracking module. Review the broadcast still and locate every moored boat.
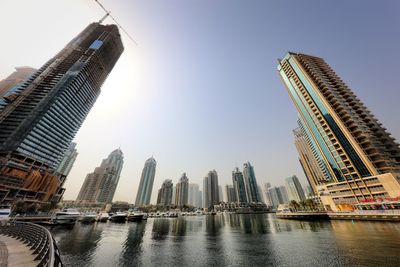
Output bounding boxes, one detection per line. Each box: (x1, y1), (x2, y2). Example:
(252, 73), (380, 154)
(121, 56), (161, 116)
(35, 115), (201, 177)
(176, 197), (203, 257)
(109, 212), (127, 223)
(127, 210), (145, 222)
(79, 212), (97, 223)
(53, 208), (81, 225)
(0, 206), (11, 220)
(97, 212), (109, 222)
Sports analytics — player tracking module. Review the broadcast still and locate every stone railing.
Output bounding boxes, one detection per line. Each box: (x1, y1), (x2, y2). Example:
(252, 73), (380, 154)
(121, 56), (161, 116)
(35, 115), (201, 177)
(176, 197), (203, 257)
(0, 221), (63, 267)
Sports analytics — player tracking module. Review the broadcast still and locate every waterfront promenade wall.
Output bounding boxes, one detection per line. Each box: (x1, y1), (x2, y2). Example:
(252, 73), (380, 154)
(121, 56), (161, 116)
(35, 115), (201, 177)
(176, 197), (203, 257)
(276, 211), (400, 222)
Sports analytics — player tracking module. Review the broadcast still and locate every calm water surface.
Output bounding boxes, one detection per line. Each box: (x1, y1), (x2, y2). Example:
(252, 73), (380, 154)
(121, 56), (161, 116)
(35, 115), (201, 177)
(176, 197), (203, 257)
(50, 214), (400, 267)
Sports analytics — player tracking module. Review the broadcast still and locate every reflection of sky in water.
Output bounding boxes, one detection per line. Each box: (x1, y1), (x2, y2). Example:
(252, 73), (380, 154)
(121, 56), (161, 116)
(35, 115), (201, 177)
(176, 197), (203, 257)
(51, 214), (400, 267)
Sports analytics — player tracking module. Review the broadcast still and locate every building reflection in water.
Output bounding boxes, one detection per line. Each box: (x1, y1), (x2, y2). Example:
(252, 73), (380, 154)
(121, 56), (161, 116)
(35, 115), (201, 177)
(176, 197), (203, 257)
(151, 218), (170, 240)
(119, 222), (147, 266)
(330, 220), (400, 266)
(171, 217), (187, 239)
(51, 223), (103, 266)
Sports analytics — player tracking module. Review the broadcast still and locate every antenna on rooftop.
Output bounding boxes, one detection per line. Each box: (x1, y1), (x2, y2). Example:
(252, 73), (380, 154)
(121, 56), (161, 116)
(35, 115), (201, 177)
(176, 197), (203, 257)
(94, 0), (138, 45)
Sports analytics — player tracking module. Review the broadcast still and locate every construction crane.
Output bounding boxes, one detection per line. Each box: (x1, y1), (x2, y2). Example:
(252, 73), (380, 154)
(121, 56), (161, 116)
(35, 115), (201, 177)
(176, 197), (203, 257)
(94, 0), (138, 45)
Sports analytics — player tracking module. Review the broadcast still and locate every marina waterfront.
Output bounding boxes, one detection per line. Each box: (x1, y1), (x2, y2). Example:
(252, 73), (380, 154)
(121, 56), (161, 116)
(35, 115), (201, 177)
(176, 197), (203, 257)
(50, 214), (400, 267)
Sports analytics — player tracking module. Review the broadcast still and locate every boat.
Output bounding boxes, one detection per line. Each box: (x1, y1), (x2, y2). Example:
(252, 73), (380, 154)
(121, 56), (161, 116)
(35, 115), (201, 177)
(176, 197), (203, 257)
(79, 212), (97, 223)
(0, 206), (11, 220)
(127, 210), (145, 222)
(97, 212), (109, 222)
(109, 212), (127, 223)
(168, 212), (178, 218)
(53, 208), (81, 225)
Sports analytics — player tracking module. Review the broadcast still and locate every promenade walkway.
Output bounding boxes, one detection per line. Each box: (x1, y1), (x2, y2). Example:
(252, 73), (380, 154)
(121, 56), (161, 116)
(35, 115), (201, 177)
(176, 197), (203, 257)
(0, 234), (36, 267)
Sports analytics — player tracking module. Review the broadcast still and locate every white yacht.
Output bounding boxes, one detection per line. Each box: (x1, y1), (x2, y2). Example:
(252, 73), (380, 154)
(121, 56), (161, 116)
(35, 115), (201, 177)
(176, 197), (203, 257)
(97, 212), (109, 222)
(109, 212), (127, 223)
(127, 210), (145, 222)
(53, 208), (81, 225)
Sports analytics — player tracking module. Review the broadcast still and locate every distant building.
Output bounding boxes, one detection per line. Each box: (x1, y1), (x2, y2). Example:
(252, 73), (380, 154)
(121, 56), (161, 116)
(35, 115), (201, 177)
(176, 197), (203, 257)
(285, 175), (306, 202)
(243, 162), (261, 203)
(188, 183), (200, 207)
(225, 184), (237, 203)
(279, 186), (289, 204)
(303, 184), (313, 198)
(257, 185), (265, 203)
(76, 149), (124, 204)
(263, 183), (273, 207)
(54, 142), (78, 202)
(172, 185), (176, 205)
(157, 179), (173, 206)
(135, 157), (157, 206)
(197, 190), (203, 208)
(218, 185), (224, 202)
(175, 173), (189, 207)
(268, 186), (286, 208)
(232, 167), (247, 203)
(293, 126), (326, 195)
(203, 170), (219, 210)
(0, 66), (36, 97)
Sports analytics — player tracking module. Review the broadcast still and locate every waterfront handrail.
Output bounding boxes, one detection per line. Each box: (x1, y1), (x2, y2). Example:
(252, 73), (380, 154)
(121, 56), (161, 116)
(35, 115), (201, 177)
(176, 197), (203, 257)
(0, 221), (63, 267)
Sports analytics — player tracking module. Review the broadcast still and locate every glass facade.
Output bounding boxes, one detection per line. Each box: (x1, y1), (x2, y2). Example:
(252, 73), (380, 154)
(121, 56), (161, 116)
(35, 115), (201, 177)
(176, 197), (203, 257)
(0, 23), (124, 204)
(135, 157), (157, 206)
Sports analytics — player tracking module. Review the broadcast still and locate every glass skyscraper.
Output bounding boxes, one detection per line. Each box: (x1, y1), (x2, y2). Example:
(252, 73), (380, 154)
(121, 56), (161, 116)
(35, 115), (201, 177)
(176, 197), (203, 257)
(243, 162), (261, 203)
(0, 23), (123, 205)
(135, 157), (157, 206)
(278, 52), (400, 211)
(232, 167), (247, 203)
(284, 175), (306, 202)
(203, 170), (219, 210)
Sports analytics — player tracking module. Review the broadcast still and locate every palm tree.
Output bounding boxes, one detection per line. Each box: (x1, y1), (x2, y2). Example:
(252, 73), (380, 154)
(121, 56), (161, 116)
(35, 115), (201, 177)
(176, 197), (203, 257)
(289, 200), (300, 212)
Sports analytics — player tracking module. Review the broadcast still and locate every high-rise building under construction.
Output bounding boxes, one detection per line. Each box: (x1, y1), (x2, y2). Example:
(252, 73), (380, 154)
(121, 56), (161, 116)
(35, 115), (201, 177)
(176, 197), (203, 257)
(0, 23), (124, 204)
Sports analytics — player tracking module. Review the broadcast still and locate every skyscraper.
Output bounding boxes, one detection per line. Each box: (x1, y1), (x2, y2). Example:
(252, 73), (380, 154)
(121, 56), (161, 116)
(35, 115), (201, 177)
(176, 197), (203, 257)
(0, 67), (36, 97)
(175, 173), (189, 207)
(243, 162), (261, 203)
(293, 125), (326, 195)
(225, 184), (237, 203)
(232, 167), (247, 203)
(263, 182), (273, 207)
(197, 190), (203, 208)
(203, 170), (219, 210)
(257, 185), (265, 203)
(188, 183), (200, 207)
(284, 175), (306, 202)
(157, 179), (173, 207)
(278, 186), (289, 204)
(0, 23), (123, 205)
(76, 148), (123, 203)
(278, 52), (400, 211)
(53, 142), (78, 202)
(218, 185), (224, 202)
(268, 187), (285, 208)
(135, 157), (157, 206)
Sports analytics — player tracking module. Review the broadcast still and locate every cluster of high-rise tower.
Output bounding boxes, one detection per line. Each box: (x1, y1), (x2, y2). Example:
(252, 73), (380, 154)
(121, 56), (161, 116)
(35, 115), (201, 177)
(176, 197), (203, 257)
(0, 21), (399, 212)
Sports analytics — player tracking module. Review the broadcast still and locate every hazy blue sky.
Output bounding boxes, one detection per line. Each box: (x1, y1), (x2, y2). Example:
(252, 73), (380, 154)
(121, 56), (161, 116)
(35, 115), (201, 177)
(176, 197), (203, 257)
(1, 0), (399, 202)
